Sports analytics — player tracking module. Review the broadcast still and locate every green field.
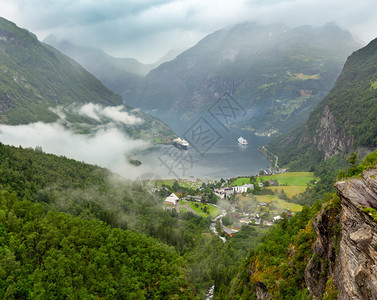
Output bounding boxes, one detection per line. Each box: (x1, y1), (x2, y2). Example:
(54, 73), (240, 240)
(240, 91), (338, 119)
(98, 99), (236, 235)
(232, 172), (317, 187)
(254, 195), (303, 212)
(265, 186), (307, 198)
(185, 201), (221, 218)
(178, 206), (188, 213)
(238, 194), (303, 213)
(232, 177), (252, 186)
(259, 172), (317, 186)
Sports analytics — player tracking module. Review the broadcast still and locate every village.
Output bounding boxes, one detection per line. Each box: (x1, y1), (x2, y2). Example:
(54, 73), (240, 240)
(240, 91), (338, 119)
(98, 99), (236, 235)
(150, 171), (316, 239)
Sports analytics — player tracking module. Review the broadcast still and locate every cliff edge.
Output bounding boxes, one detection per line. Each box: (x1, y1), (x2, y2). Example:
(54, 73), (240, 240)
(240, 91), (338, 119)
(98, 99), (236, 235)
(306, 169), (377, 299)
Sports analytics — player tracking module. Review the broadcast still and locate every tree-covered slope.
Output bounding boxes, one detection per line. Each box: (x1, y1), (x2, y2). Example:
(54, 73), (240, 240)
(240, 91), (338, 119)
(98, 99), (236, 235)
(0, 17), (176, 143)
(266, 37), (377, 170)
(0, 141), (265, 299)
(0, 192), (196, 299)
(0, 17), (122, 124)
(126, 22), (359, 134)
(0, 142), (198, 299)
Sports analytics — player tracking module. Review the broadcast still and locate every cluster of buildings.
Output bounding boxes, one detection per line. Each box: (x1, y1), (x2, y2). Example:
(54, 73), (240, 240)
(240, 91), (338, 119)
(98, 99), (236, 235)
(259, 167), (287, 176)
(231, 212), (283, 229)
(213, 183), (254, 198)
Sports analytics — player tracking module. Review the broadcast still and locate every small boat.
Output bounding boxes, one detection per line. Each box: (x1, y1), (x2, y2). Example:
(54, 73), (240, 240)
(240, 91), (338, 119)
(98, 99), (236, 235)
(238, 136), (248, 145)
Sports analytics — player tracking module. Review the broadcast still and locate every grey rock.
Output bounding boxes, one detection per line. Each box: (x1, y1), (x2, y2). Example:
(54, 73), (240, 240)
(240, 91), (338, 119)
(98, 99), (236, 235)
(306, 169), (377, 299)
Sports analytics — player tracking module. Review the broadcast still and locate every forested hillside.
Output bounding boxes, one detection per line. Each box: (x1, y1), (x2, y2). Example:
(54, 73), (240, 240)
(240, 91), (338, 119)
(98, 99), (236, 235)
(0, 143), (198, 298)
(0, 17), (121, 124)
(0, 17), (175, 143)
(266, 37), (377, 170)
(0, 193), (196, 299)
(0, 142), (273, 298)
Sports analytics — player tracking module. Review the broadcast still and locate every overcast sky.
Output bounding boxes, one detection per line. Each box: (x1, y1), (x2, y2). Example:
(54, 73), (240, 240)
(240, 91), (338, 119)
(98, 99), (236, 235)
(2, 0), (377, 63)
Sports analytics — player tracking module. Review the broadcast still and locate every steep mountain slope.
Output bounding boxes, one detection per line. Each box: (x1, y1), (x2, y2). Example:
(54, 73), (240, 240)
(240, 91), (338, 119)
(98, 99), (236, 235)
(229, 151), (377, 299)
(44, 37), (185, 99)
(126, 22), (359, 134)
(0, 17), (175, 142)
(306, 169), (377, 299)
(0, 17), (121, 124)
(266, 37), (377, 170)
(43, 36), (145, 97)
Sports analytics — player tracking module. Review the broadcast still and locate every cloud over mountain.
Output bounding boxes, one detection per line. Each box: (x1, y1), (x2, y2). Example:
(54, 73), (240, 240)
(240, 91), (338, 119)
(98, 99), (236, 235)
(1, 0), (376, 62)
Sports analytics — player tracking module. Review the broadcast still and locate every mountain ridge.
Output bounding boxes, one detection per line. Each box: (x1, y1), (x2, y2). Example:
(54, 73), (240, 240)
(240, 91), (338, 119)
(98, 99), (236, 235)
(43, 36), (186, 99)
(266, 36), (377, 170)
(124, 22), (360, 134)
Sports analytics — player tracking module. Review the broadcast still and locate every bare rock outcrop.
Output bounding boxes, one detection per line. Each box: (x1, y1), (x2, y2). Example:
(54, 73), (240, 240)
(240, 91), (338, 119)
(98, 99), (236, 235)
(334, 170), (377, 300)
(305, 199), (341, 299)
(306, 169), (377, 299)
(312, 105), (352, 160)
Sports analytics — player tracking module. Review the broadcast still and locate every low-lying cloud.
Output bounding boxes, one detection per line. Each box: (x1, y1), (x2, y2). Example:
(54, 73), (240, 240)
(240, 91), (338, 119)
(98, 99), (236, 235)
(0, 121), (149, 179)
(78, 103), (143, 125)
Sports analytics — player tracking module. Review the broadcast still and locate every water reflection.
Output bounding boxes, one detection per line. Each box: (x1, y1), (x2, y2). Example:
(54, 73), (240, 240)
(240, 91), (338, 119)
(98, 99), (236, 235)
(237, 142), (247, 152)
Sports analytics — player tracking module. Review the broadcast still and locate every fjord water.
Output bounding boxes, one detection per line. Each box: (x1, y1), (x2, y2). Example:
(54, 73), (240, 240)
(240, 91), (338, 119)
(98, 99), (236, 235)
(136, 124), (271, 180)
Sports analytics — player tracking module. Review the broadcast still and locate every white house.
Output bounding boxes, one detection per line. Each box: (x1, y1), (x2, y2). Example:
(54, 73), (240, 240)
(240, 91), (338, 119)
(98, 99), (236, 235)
(214, 187), (234, 198)
(233, 184), (254, 194)
(164, 193), (179, 205)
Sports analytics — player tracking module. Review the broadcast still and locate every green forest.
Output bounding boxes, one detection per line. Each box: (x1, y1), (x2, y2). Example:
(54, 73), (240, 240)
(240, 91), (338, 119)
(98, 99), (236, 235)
(0, 143), (273, 298)
(1, 140), (373, 298)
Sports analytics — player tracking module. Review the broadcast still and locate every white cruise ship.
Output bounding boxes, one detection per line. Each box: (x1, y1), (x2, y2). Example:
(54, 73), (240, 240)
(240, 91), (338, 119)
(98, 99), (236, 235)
(172, 137), (189, 149)
(238, 136), (248, 145)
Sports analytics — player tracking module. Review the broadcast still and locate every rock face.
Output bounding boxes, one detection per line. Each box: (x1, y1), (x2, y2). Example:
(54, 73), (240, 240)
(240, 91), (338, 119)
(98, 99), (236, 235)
(305, 198), (341, 298)
(335, 170), (377, 300)
(312, 105), (352, 160)
(306, 169), (377, 299)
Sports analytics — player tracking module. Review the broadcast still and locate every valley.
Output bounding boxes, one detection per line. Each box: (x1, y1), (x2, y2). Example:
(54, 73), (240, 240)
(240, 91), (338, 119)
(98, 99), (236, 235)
(152, 171), (314, 240)
(0, 8), (377, 300)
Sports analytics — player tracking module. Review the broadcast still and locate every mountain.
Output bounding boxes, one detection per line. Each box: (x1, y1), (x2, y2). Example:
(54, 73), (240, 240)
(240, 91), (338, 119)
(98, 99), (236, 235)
(0, 17), (120, 124)
(229, 151), (377, 299)
(0, 17), (175, 142)
(146, 47), (188, 70)
(44, 36), (185, 99)
(43, 36), (145, 97)
(125, 22), (360, 134)
(266, 37), (377, 170)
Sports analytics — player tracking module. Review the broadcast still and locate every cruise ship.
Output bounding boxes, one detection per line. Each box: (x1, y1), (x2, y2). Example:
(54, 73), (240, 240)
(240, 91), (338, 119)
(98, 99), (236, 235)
(172, 137), (189, 150)
(238, 136), (248, 145)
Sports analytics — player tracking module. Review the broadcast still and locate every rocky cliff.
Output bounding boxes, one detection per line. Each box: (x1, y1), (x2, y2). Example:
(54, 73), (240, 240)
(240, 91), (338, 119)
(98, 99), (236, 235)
(306, 169), (377, 299)
(312, 105), (353, 160)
